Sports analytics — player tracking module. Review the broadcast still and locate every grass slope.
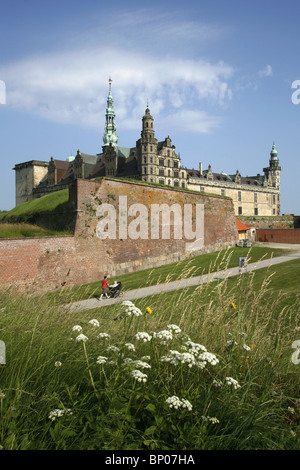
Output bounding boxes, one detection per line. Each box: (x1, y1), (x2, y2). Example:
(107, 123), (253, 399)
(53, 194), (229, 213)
(51, 245), (289, 303)
(0, 190), (73, 236)
(0, 256), (299, 450)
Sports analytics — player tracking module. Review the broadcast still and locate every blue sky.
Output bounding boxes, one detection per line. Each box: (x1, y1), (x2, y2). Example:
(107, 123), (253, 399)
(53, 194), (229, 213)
(1, 0), (300, 214)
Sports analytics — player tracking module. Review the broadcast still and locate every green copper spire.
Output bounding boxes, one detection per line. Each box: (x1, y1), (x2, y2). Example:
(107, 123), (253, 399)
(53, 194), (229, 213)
(270, 142), (278, 160)
(103, 77), (118, 147)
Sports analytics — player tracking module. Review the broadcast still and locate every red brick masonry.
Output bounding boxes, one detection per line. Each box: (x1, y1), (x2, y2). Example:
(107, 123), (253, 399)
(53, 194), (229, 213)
(0, 178), (238, 292)
(256, 229), (300, 244)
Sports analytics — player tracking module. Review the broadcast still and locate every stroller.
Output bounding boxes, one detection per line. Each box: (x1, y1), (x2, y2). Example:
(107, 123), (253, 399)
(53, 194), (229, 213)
(108, 281), (122, 299)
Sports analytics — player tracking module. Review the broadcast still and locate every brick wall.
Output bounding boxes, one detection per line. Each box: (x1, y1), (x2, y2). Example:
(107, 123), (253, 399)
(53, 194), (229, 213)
(0, 178), (238, 292)
(256, 229), (300, 244)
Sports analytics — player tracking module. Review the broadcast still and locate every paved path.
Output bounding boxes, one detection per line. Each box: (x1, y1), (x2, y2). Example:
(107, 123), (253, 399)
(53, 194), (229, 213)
(66, 246), (300, 313)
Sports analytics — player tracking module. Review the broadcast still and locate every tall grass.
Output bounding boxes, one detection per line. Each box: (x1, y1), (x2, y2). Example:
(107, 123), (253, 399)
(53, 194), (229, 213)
(0, 256), (299, 450)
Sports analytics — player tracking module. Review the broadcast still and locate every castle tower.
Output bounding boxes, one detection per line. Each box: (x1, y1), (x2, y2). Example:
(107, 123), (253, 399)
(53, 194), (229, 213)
(137, 106), (158, 182)
(103, 77), (118, 148)
(263, 142), (281, 190)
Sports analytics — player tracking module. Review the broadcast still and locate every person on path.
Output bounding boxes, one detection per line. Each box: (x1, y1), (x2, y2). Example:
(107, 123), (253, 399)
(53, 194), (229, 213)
(99, 275), (109, 300)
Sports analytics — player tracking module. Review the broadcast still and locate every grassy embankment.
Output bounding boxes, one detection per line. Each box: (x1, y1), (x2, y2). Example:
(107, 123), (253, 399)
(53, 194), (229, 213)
(49, 245), (290, 303)
(0, 250), (299, 450)
(0, 190), (73, 237)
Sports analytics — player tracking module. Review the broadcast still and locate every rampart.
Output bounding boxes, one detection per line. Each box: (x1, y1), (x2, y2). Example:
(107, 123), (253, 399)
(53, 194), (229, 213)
(256, 228), (300, 244)
(0, 178), (238, 292)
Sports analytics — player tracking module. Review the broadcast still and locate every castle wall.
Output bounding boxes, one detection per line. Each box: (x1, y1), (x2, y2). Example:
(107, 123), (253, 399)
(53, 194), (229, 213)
(0, 178), (238, 293)
(187, 179), (280, 216)
(256, 229), (300, 244)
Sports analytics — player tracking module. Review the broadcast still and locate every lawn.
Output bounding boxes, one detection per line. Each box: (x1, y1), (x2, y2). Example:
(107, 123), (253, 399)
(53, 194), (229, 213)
(50, 245), (290, 304)
(0, 255), (299, 450)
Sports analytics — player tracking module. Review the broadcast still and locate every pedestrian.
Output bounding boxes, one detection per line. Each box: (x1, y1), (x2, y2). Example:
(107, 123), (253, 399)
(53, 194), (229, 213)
(98, 275), (110, 300)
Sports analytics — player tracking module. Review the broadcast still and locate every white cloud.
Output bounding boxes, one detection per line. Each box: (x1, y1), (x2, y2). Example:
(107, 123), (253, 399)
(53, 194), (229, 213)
(1, 10), (233, 135)
(259, 64), (273, 77)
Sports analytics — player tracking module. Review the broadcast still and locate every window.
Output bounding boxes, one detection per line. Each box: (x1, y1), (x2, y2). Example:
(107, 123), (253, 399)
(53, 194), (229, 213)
(159, 178), (164, 184)
(168, 159), (170, 167)
(168, 179), (171, 185)
(159, 169), (164, 176)
(159, 159), (164, 166)
(150, 167), (153, 174)
(168, 169), (171, 177)
(238, 206), (242, 215)
(144, 145), (146, 152)
(150, 157), (153, 163)
(273, 195), (276, 204)
(200, 186), (205, 192)
(174, 181), (179, 187)
(144, 167), (146, 174)
(144, 157), (146, 163)
(150, 178), (153, 182)
(150, 146), (153, 152)
(238, 191), (242, 202)
(181, 172), (184, 178)
(181, 182), (185, 188)
(254, 192), (258, 203)
(174, 170), (179, 178)
(221, 189), (225, 196)
(254, 208), (258, 215)
(174, 161), (178, 169)
(146, 122), (148, 128)
(167, 150), (170, 156)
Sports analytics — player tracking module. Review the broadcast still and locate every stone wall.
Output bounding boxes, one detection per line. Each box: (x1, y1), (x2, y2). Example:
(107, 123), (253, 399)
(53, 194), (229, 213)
(0, 178), (238, 293)
(239, 215), (294, 229)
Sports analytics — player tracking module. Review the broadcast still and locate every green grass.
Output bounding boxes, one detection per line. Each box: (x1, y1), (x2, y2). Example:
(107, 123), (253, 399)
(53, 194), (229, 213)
(50, 245), (289, 303)
(0, 223), (73, 238)
(0, 190), (69, 221)
(0, 190), (74, 235)
(0, 255), (299, 450)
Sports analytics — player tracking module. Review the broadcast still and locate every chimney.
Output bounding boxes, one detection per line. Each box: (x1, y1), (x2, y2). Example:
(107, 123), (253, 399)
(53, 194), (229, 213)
(199, 162), (203, 176)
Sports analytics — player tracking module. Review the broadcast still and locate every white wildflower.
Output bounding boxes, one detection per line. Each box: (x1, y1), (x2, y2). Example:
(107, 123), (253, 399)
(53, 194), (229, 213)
(153, 330), (173, 341)
(225, 377), (241, 390)
(106, 345), (120, 353)
(242, 343), (251, 351)
(140, 356), (150, 361)
(96, 356), (108, 365)
(89, 319), (100, 327)
(134, 332), (152, 343)
(97, 333), (111, 340)
(212, 379), (223, 388)
(131, 369), (147, 383)
(75, 334), (88, 343)
(288, 407), (295, 414)
(185, 341), (207, 353)
(131, 360), (151, 369)
(202, 415), (220, 424)
(122, 301), (143, 317)
(124, 343), (135, 351)
(166, 395), (192, 411)
(226, 340), (237, 348)
(48, 408), (73, 421)
(167, 324), (182, 334)
(54, 361), (62, 367)
(198, 352), (219, 366)
(72, 325), (82, 332)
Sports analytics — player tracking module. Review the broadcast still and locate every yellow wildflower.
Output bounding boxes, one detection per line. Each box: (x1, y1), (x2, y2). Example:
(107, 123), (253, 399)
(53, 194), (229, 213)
(146, 307), (152, 314)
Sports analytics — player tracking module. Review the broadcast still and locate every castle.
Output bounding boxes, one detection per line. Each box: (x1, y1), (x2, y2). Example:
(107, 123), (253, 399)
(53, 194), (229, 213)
(14, 78), (281, 217)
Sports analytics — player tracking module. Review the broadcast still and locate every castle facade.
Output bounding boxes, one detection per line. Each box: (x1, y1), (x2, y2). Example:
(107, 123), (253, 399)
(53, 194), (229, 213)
(14, 79), (281, 217)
